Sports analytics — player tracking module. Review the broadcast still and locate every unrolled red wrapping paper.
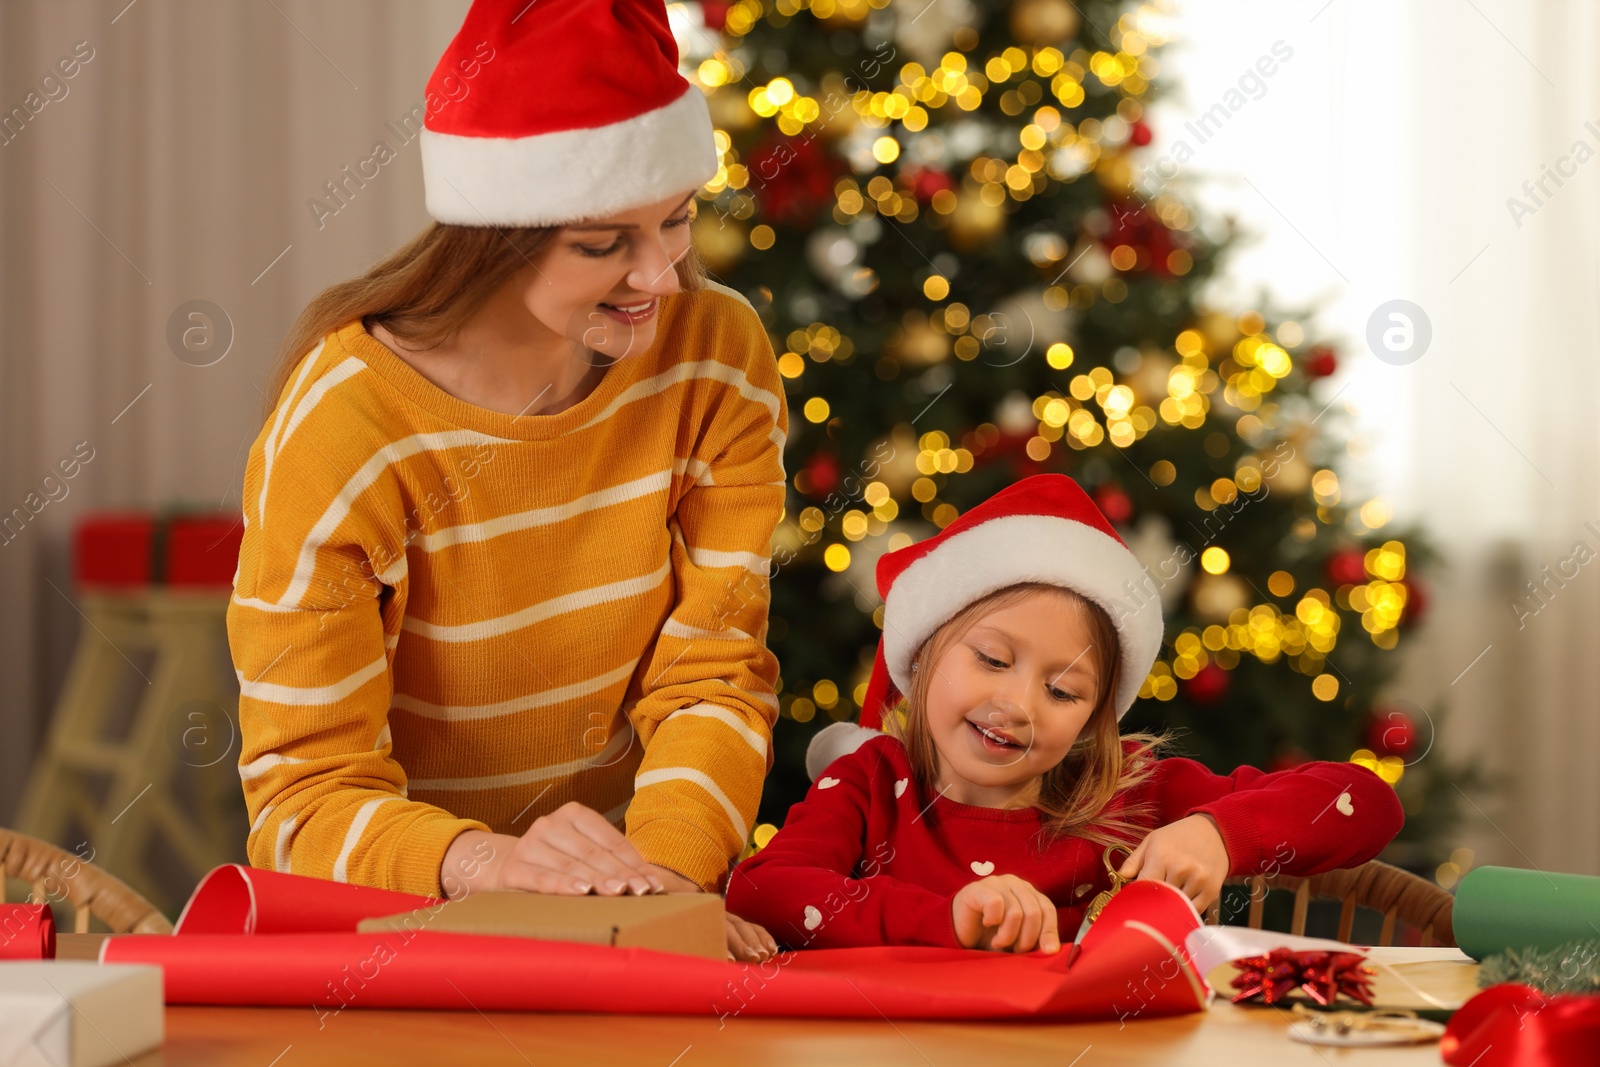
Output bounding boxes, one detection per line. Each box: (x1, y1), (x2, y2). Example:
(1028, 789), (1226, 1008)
(105, 868), (1213, 1020)
(172, 863), (435, 935)
(0, 903), (56, 959)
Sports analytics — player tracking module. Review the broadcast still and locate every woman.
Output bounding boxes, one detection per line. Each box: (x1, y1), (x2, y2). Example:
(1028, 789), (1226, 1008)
(228, 0), (782, 960)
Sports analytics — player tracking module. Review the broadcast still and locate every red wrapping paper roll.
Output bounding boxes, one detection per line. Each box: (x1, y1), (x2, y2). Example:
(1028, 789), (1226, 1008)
(173, 864), (436, 934)
(102, 878), (1213, 1020)
(0, 903), (57, 960)
(101, 928), (1207, 1020)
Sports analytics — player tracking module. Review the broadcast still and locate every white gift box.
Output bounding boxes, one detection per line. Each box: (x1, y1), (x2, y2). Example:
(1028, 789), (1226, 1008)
(0, 963), (163, 1067)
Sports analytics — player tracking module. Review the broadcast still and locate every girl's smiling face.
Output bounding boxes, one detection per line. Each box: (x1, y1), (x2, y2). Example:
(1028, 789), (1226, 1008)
(919, 588), (1103, 808)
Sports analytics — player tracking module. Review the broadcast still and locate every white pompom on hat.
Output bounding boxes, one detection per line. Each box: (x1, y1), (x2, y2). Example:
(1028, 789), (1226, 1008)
(419, 0), (719, 228)
(805, 474), (1166, 778)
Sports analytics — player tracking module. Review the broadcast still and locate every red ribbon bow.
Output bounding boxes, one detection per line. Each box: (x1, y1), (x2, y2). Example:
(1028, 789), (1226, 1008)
(1229, 947), (1376, 1007)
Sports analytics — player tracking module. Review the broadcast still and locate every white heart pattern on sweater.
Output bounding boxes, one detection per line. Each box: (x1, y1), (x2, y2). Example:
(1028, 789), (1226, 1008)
(803, 905), (822, 931)
(1335, 791), (1354, 816)
(970, 860), (995, 876)
(818, 777), (840, 789)
(894, 778), (908, 798)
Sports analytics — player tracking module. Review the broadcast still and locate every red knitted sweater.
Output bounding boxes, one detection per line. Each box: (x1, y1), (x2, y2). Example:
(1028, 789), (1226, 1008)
(726, 734), (1404, 949)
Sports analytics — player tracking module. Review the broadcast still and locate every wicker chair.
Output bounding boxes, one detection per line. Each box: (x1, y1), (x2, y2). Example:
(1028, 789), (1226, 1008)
(0, 826), (172, 934)
(1204, 858), (1455, 947)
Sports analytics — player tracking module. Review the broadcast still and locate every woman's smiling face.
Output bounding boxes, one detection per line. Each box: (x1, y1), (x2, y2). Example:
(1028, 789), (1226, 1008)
(521, 187), (698, 362)
(920, 588), (1103, 807)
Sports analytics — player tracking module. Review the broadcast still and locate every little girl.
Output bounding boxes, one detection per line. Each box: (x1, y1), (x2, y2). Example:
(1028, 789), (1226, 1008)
(727, 474), (1404, 954)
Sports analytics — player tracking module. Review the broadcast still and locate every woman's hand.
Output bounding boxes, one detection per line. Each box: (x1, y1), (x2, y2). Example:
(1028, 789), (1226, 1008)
(951, 874), (1061, 954)
(441, 802), (667, 898)
(1117, 813), (1231, 913)
(725, 913), (778, 963)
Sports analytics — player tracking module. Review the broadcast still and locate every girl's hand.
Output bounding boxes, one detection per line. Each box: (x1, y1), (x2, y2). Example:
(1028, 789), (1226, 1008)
(725, 913), (779, 963)
(442, 802), (667, 898)
(951, 874), (1061, 954)
(1117, 813), (1231, 913)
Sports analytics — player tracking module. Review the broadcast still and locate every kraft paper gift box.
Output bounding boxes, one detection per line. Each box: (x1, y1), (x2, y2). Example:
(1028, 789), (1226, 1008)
(0, 962), (163, 1067)
(357, 891), (727, 959)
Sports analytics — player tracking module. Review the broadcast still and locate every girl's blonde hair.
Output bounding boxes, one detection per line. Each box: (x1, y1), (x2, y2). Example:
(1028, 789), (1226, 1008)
(264, 221), (708, 420)
(883, 581), (1172, 849)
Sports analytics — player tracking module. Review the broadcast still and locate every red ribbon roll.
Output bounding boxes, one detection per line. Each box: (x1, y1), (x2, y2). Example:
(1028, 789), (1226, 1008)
(0, 903), (57, 960)
(1441, 983), (1600, 1066)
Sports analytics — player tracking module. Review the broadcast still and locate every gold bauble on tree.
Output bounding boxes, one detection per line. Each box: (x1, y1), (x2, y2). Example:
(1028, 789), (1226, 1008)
(945, 188), (1006, 252)
(1127, 347), (1176, 407)
(1189, 572), (1251, 623)
(869, 425), (923, 496)
(707, 86), (759, 132)
(1009, 0), (1080, 45)
(1197, 309), (1240, 355)
(886, 316), (952, 367)
(692, 211), (747, 274)
(1094, 150), (1137, 198)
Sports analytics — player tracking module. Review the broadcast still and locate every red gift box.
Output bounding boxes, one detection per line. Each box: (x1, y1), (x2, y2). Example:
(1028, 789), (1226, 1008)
(74, 511), (241, 589)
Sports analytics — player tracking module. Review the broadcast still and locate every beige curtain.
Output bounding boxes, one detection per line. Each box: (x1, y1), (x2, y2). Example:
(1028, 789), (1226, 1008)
(1160, 0), (1600, 876)
(0, 0), (469, 819)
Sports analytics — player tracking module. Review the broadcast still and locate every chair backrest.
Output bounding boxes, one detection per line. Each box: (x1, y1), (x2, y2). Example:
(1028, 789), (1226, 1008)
(1205, 859), (1455, 947)
(0, 826), (173, 935)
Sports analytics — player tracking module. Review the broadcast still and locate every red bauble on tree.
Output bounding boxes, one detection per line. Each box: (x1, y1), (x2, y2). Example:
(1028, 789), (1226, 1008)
(1182, 661), (1231, 706)
(1366, 705), (1417, 760)
(1099, 196), (1180, 279)
(1325, 548), (1368, 587)
(1093, 482), (1133, 525)
(802, 451), (840, 497)
(700, 0), (731, 30)
(902, 162), (954, 205)
(747, 134), (844, 226)
(1399, 576), (1429, 626)
(1128, 120), (1153, 147)
(1304, 344), (1338, 378)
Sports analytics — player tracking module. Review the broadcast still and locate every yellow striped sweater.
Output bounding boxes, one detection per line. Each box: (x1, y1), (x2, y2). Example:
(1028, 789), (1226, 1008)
(227, 281), (788, 897)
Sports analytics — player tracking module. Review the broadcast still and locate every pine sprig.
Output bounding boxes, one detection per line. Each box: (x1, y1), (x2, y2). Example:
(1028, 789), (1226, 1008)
(1478, 939), (1600, 996)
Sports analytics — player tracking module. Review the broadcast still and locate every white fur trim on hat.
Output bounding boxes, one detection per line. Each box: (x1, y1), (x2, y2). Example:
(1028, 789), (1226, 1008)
(881, 514), (1163, 719)
(805, 721), (879, 781)
(420, 85), (718, 227)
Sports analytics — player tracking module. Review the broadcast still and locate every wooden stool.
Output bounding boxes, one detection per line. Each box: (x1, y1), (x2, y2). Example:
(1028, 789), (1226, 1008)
(14, 513), (245, 918)
(1205, 859), (1456, 946)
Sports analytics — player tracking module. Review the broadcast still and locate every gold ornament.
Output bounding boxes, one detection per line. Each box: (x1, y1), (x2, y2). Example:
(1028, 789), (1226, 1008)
(1196, 310), (1240, 355)
(1127, 347), (1176, 406)
(1190, 572), (1250, 622)
(707, 89), (758, 132)
(692, 211), (747, 274)
(1009, 0), (1080, 46)
(870, 425), (922, 496)
(886, 317), (951, 367)
(946, 188), (1006, 252)
(1094, 150), (1137, 198)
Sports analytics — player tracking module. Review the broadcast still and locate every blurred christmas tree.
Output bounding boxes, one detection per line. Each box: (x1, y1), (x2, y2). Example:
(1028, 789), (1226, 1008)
(677, 0), (1477, 870)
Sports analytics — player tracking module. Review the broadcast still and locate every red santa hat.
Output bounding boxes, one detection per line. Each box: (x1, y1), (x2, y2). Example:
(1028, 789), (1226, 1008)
(420, 0), (719, 227)
(805, 474), (1167, 780)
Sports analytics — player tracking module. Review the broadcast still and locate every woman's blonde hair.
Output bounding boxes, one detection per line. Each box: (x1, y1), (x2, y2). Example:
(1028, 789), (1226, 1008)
(883, 581), (1172, 849)
(264, 220), (708, 420)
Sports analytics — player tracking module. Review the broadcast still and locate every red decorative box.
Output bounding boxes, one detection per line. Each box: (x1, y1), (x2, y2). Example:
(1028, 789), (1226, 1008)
(74, 512), (242, 589)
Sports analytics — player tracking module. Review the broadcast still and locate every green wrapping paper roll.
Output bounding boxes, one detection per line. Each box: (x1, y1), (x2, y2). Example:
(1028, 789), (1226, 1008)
(1454, 865), (1600, 961)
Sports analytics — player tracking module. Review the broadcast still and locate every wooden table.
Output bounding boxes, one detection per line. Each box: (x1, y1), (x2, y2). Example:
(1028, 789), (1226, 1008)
(56, 935), (1462, 1066)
